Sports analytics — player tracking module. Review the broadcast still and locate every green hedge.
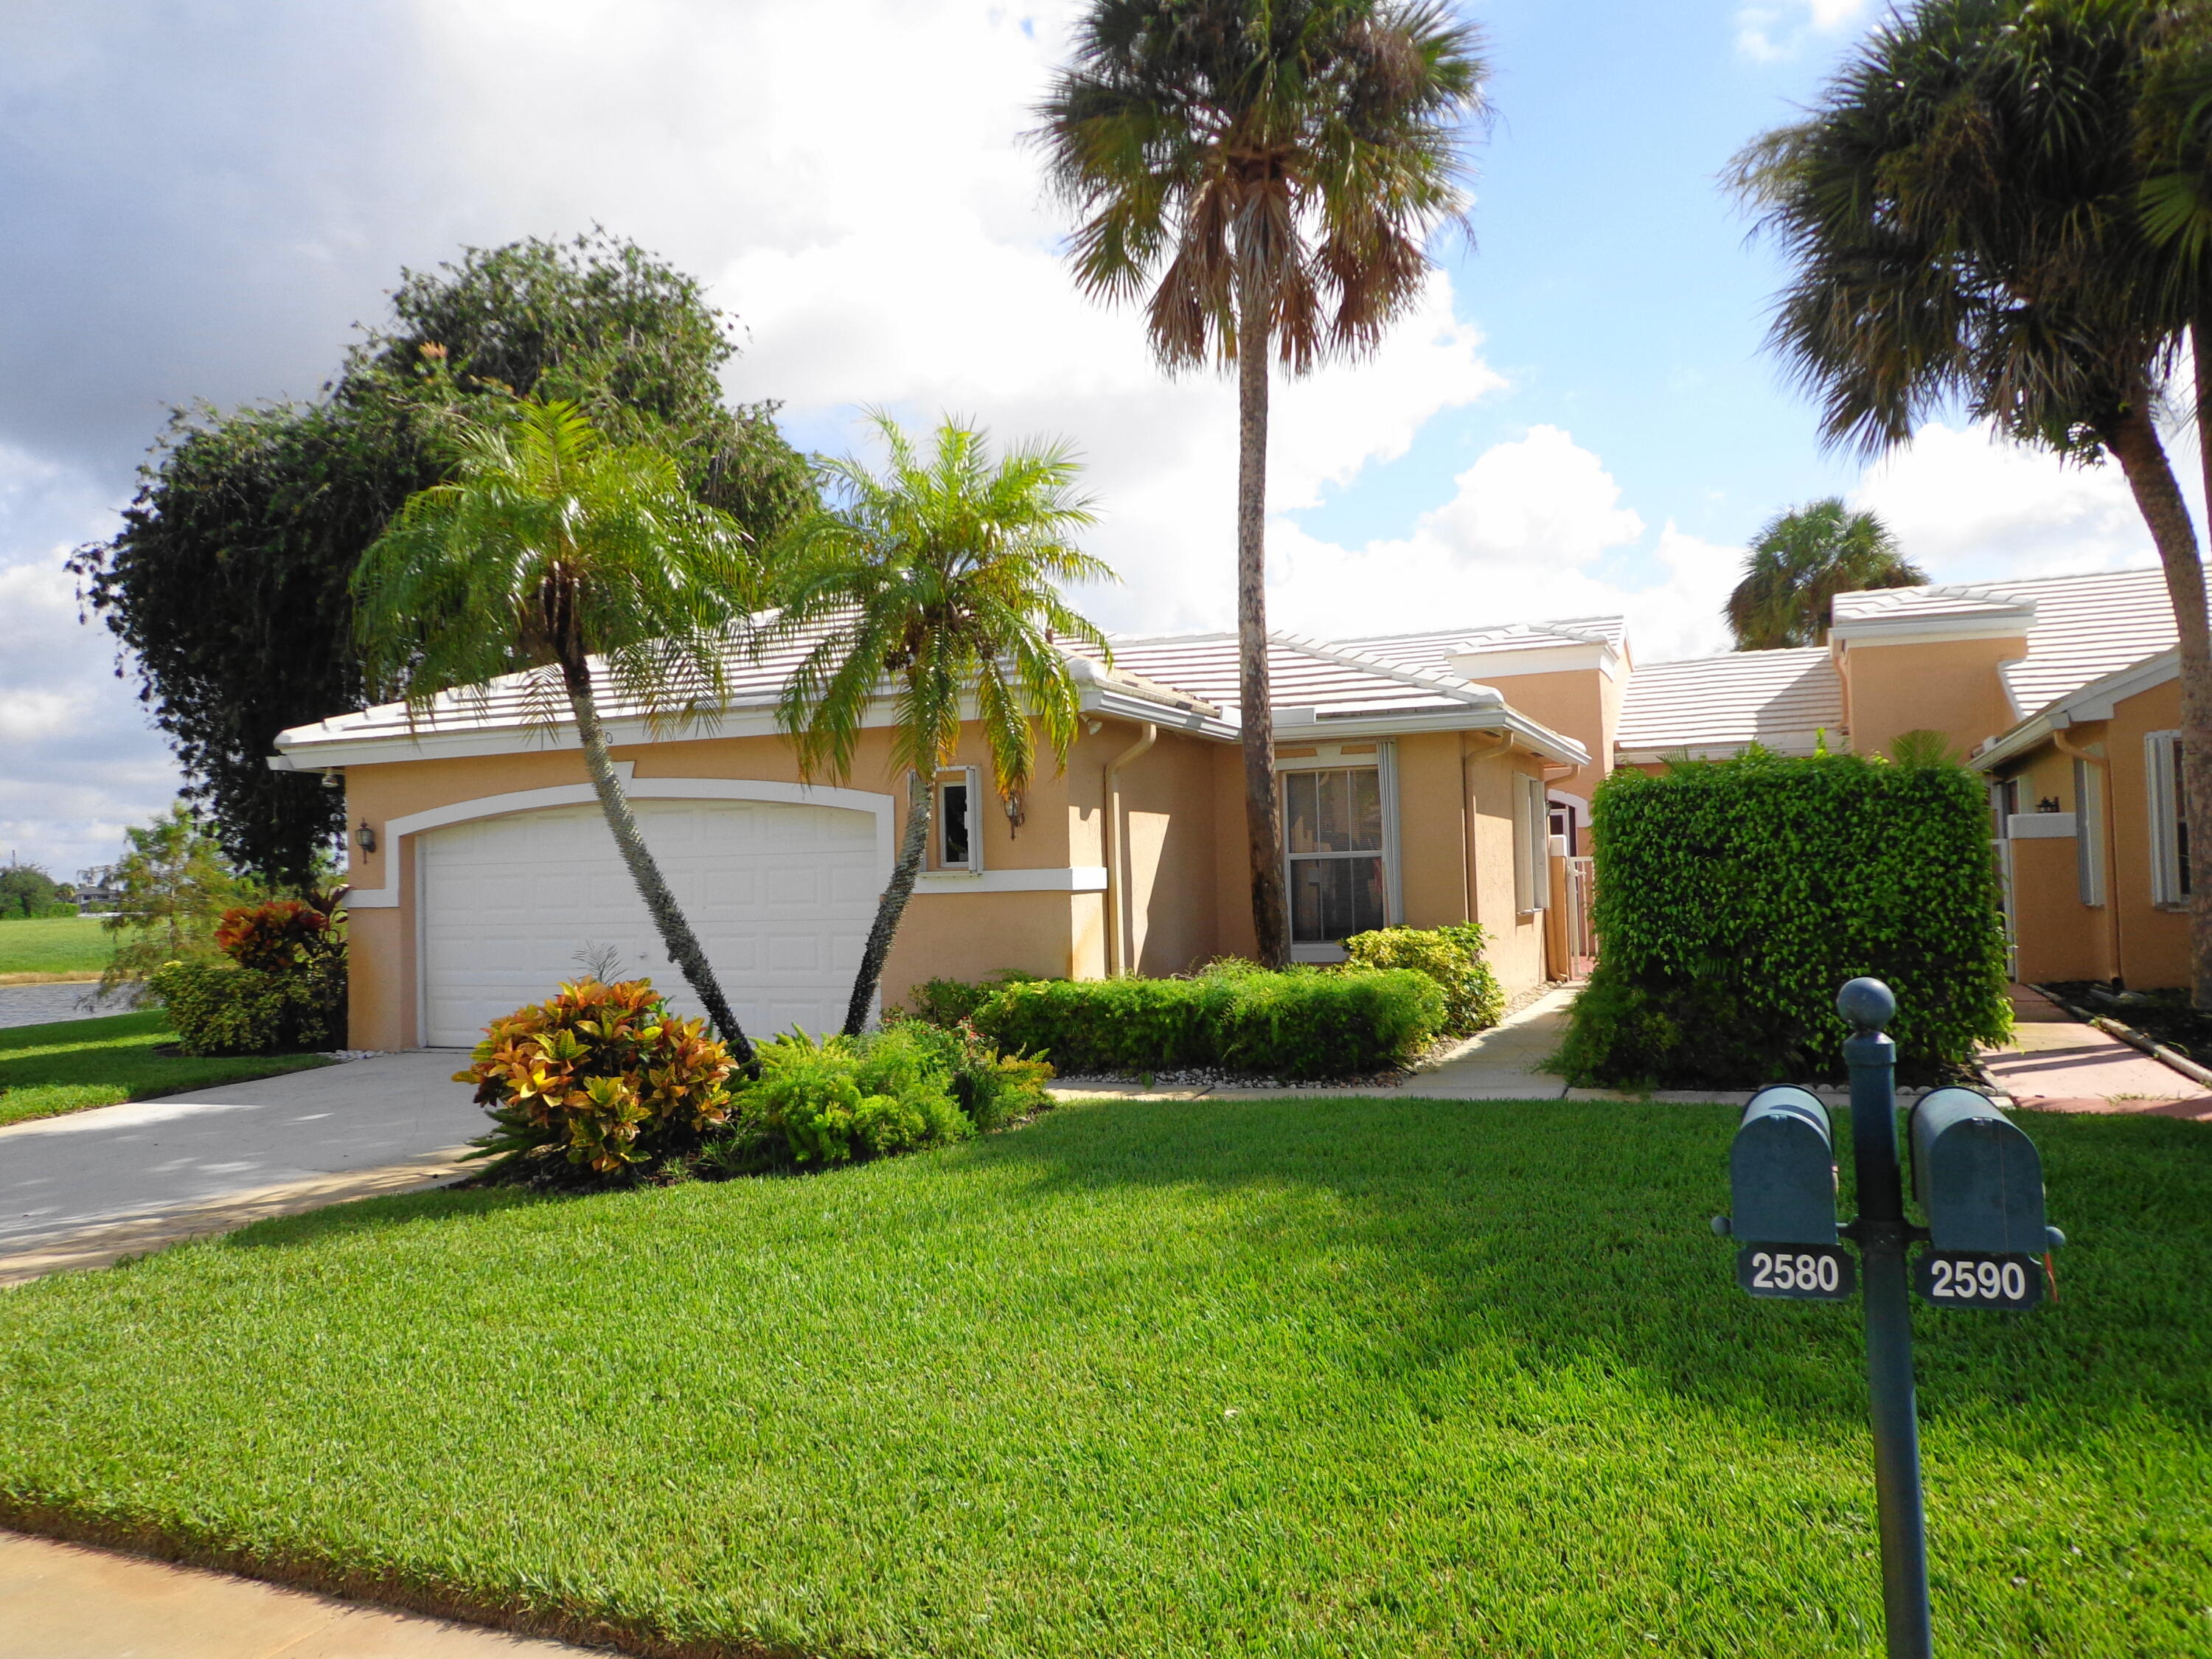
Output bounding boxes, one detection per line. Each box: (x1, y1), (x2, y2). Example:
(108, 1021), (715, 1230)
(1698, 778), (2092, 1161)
(147, 961), (346, 1056)
(1554, 751), (2010, 1088)
(972, 965), (1444, 1080)
(1341, 923), (1504, 1037)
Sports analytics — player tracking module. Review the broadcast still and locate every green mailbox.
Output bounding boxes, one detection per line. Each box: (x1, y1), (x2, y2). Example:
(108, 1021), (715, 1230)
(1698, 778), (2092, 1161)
(1908, 1087), (2058, 1310)
(1724, 1086), (1854, 1300)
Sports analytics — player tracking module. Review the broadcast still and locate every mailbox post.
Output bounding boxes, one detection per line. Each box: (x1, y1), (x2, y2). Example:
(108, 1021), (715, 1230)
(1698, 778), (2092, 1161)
(1838, 978), (1932, 1659)
(1714, 978), (2062, 1659)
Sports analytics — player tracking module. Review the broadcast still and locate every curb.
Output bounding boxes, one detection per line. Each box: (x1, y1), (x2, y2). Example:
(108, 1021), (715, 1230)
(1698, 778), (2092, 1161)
(2028, 984), (2212, 1091)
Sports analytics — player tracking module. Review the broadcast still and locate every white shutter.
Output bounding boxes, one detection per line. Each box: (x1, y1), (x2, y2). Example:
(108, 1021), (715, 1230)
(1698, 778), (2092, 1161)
(2073, 758), (2103, 908)
(1514, 774), (1550, 914)
(2147, 732), (2183, 905)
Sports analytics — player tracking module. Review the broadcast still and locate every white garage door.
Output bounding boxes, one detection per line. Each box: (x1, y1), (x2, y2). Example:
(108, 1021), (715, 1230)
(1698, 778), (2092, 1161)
(418, 797), (881, 1047)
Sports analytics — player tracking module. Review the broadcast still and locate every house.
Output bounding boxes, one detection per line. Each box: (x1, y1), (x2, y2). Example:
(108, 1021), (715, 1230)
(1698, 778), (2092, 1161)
(275, 627), (1593, 1050)
(274, 562), (2193, 1051)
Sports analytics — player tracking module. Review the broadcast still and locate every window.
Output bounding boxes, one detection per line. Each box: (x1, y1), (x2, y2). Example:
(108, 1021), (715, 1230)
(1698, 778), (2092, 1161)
(2148, 733), (2190, 905)
(2073, 758), (2104, 908)
(934, 768), (979, 872)
(1514, 773), (1550, 914)
(1283, 766), (1386, 945)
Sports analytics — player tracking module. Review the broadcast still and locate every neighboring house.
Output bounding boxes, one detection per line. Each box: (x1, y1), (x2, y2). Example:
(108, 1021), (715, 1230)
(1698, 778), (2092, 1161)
(272, 563), (2191, 1051)
(276, 627), (1589, 1050)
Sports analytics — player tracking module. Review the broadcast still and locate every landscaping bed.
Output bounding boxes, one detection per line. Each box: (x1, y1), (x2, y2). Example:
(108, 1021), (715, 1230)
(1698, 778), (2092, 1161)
(0, 1012), (333, 1128)
(0, 1097), (2204, 1656)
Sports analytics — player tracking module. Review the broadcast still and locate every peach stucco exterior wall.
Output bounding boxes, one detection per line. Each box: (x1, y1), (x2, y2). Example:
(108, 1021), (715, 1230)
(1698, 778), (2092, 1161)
(1993, 679), (2190, 990)
(340, 723), (1102, 1048)
(1838, 635), (2029, 759)
(338, 708), (1555, 1048)
(1472, 667), (1617, 800)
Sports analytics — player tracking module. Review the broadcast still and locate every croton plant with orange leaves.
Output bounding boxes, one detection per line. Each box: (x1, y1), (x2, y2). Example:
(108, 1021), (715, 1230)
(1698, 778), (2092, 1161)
(458, 978), (738, 1173)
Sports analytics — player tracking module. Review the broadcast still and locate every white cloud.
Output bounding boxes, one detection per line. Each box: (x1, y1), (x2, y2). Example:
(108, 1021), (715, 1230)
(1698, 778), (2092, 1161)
(1736, 0), (1874, 63)
(1850, 420), (2183, 583)
(1267, 426), (1747, 661)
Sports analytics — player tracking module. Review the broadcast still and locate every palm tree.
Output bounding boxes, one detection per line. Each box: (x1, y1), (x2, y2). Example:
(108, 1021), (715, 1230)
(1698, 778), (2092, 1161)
(765, 415), (1111, 1036)
(1035, 0), (1486, 968)
(1733, 0), (2212, 1005)
(353, 398), (762, 1059)
(1725, 499), (1927, 650)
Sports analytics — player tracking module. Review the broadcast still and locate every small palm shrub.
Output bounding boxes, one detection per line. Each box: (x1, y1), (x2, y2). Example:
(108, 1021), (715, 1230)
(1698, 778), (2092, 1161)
(460, 979), (738, 1175)
(1340, 924), (1503, 1037)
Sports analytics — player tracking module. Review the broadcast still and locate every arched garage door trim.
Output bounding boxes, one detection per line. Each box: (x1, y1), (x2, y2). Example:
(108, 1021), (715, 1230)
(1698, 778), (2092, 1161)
(344, 770), (897, 908)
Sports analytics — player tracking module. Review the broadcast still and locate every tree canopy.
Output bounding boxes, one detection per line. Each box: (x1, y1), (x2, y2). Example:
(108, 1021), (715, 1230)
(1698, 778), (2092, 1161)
(1725, 499), (1925, 650)
(70, 231), (815, 888)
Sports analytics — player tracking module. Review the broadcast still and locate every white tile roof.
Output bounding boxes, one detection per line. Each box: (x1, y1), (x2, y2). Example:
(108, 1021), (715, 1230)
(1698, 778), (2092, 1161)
(1991, 568), (2181, 718)
(1099, 631), (1514, 722)
(1334, 616), (1628, 674)
(1615, 647), (1844, 757)
(278, 616), (1587, 763)
(1832, 566), (2184, 720)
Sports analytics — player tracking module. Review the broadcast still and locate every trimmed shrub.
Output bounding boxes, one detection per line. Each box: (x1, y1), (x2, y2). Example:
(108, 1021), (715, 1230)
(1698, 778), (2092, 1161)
(973, 965), (1444, 1079)
(897, 969), (1043, 1028)
(1554, 751), (2010, 1088)
(148, 959), (345, 1054)
(1341, 924), (1504, 1037)
(709, 1023), (998, 1173)
(460, 979), (738, 1174)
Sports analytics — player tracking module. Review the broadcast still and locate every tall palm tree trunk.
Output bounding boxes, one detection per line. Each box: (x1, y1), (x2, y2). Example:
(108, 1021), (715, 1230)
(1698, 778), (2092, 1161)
(2108, 390), (2212, 1008)
(845, 769), (931, 1036)
(557, 656), (755, 1062)
(1236, 270), (1290, 970)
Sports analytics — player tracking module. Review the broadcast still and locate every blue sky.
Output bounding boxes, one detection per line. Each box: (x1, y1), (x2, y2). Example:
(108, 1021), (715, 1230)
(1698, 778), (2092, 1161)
(0, 0), (2177, 878)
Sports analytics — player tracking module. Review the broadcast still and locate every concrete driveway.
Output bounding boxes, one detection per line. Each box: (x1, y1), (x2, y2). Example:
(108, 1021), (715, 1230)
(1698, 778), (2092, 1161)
(0, 1051), (485, 1281)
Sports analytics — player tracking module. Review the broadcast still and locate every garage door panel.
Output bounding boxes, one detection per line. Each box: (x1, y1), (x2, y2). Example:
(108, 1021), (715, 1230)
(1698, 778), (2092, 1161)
(420, 796), (883, 1046)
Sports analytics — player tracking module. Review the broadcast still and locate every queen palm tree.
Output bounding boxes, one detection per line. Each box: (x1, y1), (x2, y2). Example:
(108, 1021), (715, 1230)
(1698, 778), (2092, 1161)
(1725, 499), (1926, 650)
(1035, 0), (1486, 967)
(1733, 0), (2212, 1004)
(352, 398), (762, 1058)
(765, 414), (1111, 1035)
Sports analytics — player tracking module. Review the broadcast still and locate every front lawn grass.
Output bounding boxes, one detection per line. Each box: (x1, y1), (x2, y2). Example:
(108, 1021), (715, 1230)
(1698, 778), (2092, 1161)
(0, 1097), (2205, 1658)
(0, 1011), (331, 1127)
(0, 914), (114, 980)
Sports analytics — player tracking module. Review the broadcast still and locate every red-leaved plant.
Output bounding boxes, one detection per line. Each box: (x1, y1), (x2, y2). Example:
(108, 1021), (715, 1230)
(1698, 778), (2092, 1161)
(215, 896), (343, 972)
(459, 978), (737, 1174)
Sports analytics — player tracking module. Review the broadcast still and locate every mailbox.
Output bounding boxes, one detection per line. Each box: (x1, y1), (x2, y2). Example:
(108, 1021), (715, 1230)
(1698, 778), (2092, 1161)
(1908, 1088), (2048, 1256)
(1729, 1086), (1840, 1245)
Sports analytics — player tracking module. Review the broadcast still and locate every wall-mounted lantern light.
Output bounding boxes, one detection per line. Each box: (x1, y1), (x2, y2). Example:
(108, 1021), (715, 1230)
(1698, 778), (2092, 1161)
(355, 819), (378, 854)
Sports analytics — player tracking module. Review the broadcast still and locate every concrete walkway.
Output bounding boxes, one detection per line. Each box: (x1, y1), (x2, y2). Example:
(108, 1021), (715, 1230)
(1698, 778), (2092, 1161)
(1980, 984), (2212, 1119)
(0, 1529), (606, 1657)
(0, 1051), (484, 1284)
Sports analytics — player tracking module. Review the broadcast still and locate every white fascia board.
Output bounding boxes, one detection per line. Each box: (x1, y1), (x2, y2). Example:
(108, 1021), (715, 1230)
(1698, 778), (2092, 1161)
(1616, 731), (1832, 765)
(1974, 647), (2178, 771)
(1082, 684), (1237, 740)
(1290, 708), (1589, 766)
(1446, 640), (1621, 682)
(1829, 611), (2034, 647)
(915, 866), (1108, 894)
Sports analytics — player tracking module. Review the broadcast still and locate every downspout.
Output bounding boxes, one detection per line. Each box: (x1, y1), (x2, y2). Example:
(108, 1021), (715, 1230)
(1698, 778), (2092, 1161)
(1102, 721), (1157, 977)
(2051, 727), (2124, 982)
(1461, 731), (1512, 924)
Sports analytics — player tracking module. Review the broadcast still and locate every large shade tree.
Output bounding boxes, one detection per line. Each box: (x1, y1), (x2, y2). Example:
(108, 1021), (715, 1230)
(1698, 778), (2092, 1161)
(1035, 0), (1486, 967)
(1733, 0), (2212, 1004)
(71, 232), (813, 888)
(353, 400), (763, 1060)
(765, 415), (1110, 1034)
(1725, 498), (1926, 650)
